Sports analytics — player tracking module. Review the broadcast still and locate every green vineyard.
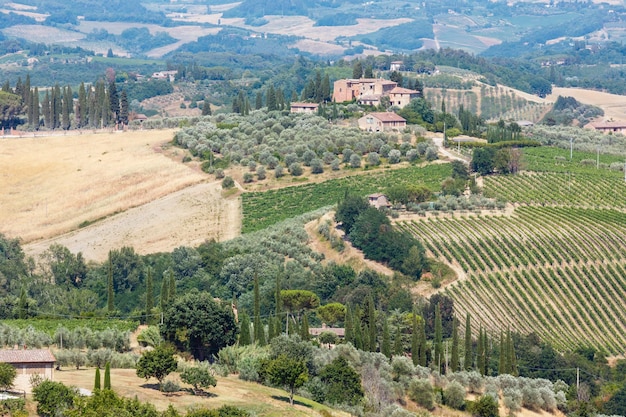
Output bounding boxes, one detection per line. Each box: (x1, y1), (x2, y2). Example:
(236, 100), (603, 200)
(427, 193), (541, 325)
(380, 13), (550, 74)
(398, 171), (626, 354)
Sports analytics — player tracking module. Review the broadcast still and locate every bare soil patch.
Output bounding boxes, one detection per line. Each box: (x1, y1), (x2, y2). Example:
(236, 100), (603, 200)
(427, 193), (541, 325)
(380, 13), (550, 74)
(0, 129), (241, 262)
(304, 212), (394, 276)
(54, 368), (345, 416)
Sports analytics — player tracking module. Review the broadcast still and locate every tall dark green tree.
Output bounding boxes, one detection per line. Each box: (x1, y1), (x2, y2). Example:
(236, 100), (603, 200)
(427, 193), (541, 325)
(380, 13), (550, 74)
(239, 313), (252, 346)
(344, 304), (354, 345)
(202, 100), (212, 116)
(253, 274), (265, 346)
(393, 324), (403, 356)
(266, 85), (277, 111)
(61, 86), (71, 130)
(109, 81), (119, 124)
(94, 368), (101, 390)
(352, 61), (363, 79)
(434, 303), (443, 373)
(451, 317), (459, 373)
(498, 331), (506, 375)
(381, 314), (391, 358)
(107, 255), (114, 313)
(119, 89), (128, 125)
(476, 327), (485, 375)
(366, 294), (377, 352)
(104, 362), (111, 389)
(464, 313), (472, 370)
(160, 273), (169, 310)
(255, 92), (263, 110)
(42, 91), (51, 128)
(300, 313), (310, 341)
(145, 267), (154, 324)
(411, 313), (419, 366)
(168, 270), (176, 300)
(419, 319), (427, 367)
(77, 82), (87, 128)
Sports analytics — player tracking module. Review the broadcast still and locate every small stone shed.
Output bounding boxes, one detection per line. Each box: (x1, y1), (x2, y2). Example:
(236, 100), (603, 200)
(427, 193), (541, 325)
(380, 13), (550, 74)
(0, 349), (56, 393)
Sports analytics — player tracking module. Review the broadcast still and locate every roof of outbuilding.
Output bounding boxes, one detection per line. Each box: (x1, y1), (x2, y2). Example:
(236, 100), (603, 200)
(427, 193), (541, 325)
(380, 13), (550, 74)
(367, 112), (406, 122)
(0, 349), (56, 364)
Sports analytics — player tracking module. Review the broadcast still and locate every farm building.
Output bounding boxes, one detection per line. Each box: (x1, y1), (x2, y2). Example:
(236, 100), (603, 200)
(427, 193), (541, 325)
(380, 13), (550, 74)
(333, 78), (419, 108)
(0, 349), (56, 393)
(367, 193), (391, 209)
(290, 102), (319, 114)
(388, 87), (420, 108)
(358, 112), (407, 132)
(584, 120), (626, 134)
(309, 324), (345, 339)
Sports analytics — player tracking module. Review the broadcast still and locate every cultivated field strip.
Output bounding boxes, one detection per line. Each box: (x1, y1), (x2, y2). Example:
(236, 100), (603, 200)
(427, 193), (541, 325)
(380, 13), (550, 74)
(398, 206), (626, 353)
(483, 172), (626, 208)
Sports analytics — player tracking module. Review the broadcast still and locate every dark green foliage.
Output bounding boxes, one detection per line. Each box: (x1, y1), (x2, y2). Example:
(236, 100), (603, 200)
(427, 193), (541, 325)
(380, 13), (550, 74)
(335, 195), (370, 235)
(33, 380), (76, 417)
(451, 318), (460, 373)
(145, 268), (154, 324)
(161, 292), (238, 360)
(381, 314), (391, 358)
(434, 303), (443, 373)
(253, 274), (265, 346)
(465, 313), (472, 371)
(408, 379), (434, 410)
(94, 367), (101, 391)
(605, 384), (626, 416)
(398, 98), (435, 125)
(264, 355), (308, 406)
(104, 362), (111, 389)
(186, 405), (250, 417)
(319, 357), (364, 406)
(468, 395), (499, 417)
(239, 313), (252, 346)
(0, 362), (16, 391)
(471, 147), (496, 175)
(180, 367), (217, 394)
(136, 345), (177, 386)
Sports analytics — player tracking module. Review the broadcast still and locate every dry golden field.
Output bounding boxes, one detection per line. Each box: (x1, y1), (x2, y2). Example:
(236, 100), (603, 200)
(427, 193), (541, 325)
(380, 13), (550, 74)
(548, 86), (626, 120)
(0, 129), (241, 262)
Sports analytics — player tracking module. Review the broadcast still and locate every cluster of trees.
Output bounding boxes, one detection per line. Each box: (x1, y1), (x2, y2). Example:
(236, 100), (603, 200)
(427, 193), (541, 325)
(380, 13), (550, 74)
(541, 95), (604, 127)
(0, 77), (129, 130)
(471, 147), (523, 176)
(336, 194), (427, 280)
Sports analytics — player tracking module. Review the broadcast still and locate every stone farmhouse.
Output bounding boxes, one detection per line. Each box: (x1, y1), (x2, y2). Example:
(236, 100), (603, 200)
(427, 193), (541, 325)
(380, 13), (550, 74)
(358, 112), (407, 132)
(290, 102), (319, 114)
(332, 78), (419, 108)
(0, 349), (56, 393)
(584, 120), (626, 134)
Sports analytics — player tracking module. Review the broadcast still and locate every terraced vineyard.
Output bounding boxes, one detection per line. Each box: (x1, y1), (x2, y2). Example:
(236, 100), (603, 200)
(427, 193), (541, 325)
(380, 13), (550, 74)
(397, 170), (626, 354)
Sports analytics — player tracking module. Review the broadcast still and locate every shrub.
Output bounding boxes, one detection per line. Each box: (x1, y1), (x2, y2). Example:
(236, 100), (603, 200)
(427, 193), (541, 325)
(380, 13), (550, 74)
(468, 395), (499, 417)
(222, 176), (235, 189)
(243, 172), (254, 183)
(367, 152), (381, 166)
(289, 163), (303, 176)
(274, 165), (284, 178)
(331, 159), (341, 171)
(311, 158), (324, 174)
(161, 379), (180, 394)
(180, 366), (217, 393)
(33, 381), (76, 417)
(503, 387), (522, 412)
(256, 166), (266, 180)
(215, 168), (225, 179)
(0, 362), (16, 390)
(349, 153), (361, 168)
(444, 381), (466, 410)
(408, 378), (434, 410)
(388, 149), (402, 164)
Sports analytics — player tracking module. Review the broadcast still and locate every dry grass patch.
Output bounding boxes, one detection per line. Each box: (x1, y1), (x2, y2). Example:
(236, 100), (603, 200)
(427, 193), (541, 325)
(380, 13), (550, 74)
(0, 129), (204, 244)
(54, 368), (347, 417)
(547, 86), (626, 120)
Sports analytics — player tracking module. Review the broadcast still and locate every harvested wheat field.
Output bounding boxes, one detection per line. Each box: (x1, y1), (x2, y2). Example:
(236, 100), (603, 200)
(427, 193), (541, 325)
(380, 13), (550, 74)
(54, 368), (346, 417)
(548, 86), (626, 120)
(0, 129), (241, 262)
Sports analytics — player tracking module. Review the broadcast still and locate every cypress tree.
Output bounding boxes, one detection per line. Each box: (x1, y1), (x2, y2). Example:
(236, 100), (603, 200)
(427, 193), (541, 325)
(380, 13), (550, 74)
(94, 367), (101, 390)
(253, 273), (265, 346)
(300, 313), (310, 341)
(464, 313), (472, 370)
(202, 100), (212, 115)
(275, 269), (282, 333)
(119, 89), (128, 125)
(451, 317), (459, 373)
(239, 313), (252, 346)
(145, 267), (154, 324)
(168, 270), (176, 300)
(104, 362), (111, 389)
(267, 313), (276, 341)
(266, 85), (276, 111)
(477, 327), (485, 375)
(160, 273), (169, 310)
(31, 88), (40, 128)
(411, 313), (419, 366)
(499, 330), (506, 375)
(62, 86), (71, 130)
(508, 330), (518, 376)
(483, 331), (489, 376)
(18, 287), (27, 319)
(367, 294), (377, 352)
(434, 303), (443, 373)
(78, 82), (87, 128)
(321, 74), (331, 102)
(344, 304), (354, 345)
(419, 320), (427, 367)
(52, 84), (61, 128)
(109, 81), (119, 123)
(255, 92), (263, 110)
(107, 255), (114, 313)
(393, 324), (403, 356)
(42, 91), (50, 128)
(381, 314), (391, 358)
(354, 310), (363, 350)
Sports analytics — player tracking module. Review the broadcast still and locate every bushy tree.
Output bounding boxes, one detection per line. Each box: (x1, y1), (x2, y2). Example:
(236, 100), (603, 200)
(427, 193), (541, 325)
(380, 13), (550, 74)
(444, 381), (466, 410)
(264, 355), (308, 406)
(180, 366), (217, 394)
(161, 291), (238, 360)
(408, 379), (434, 410)
(318, 357), (364, 406)
(135, 344), (177, 388)
(33, 380), (76, 417)
(0, 362), (16, 391)
(468, 395), (499, 417)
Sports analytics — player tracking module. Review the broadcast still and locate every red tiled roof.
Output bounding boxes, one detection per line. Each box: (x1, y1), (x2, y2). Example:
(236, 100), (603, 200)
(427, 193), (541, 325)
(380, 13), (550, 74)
(0, 349), (56, 364)
(291, 102), (319, 108)
(368, 112), (406, 123)
(587, 121), (626, 129)
(389, 87), (418, 94)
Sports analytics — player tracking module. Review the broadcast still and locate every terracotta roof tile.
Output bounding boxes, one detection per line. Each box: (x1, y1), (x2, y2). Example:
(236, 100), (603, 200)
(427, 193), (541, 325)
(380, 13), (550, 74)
(0, 349), (56, 364)
(368, 112), (406, 122)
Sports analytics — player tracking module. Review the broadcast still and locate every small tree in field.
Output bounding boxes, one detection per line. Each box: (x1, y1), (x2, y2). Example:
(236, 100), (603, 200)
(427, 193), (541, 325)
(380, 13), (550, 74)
(181, 366), (217, 394)
(136, 345), (177, 389)
(0, 362), (16, 391)
(265, 355), (308, 406)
